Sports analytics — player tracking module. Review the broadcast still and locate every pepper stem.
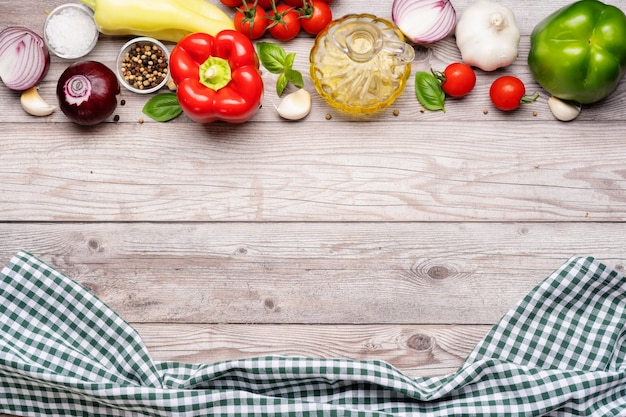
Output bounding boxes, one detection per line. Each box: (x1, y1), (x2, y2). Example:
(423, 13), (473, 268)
(199, 56), (232, 91)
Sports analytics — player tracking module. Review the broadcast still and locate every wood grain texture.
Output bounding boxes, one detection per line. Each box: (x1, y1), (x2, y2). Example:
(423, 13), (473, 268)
(2, 122), (626, 221)
(1, 0), (626, 387)
(1, 223), (624, 325)
(135, 323), (492, 377)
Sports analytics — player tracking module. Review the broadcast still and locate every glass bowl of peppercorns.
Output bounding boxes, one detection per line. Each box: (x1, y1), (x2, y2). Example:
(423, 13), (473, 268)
(116, 37), (170, 94)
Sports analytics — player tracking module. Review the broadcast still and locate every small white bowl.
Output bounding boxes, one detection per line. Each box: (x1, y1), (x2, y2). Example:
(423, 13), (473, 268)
(44, 3), (99, 59)
(116, 37), (170, 94)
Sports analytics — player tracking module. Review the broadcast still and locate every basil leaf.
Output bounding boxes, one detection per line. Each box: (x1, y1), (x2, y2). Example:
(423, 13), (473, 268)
(256, 42), (287, 74)
(414, 71), (446, 112)
(284, 68), (304, 89)
(276, 73), (288, 96)
(256, 42), (305, 97)
(284, 52), (296, 70)
(142, 93), (182, 122)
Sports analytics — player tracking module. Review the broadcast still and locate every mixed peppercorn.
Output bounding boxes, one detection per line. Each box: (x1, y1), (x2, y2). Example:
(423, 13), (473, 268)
(120, 42), (168, 91)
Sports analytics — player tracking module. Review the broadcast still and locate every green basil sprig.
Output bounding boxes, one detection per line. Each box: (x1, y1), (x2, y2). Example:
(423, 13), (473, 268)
(414, 71), (446, 112)
(256, 42), (304, 96)
(142, 92), (183, 122)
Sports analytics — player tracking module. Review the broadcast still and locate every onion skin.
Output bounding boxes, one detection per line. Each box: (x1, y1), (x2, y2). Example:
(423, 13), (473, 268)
(57, 61), (120, 126)
(0, 26), (50, 91)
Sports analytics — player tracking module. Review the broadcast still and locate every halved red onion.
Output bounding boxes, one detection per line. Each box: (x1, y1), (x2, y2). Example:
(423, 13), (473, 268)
(0, 26), (50, 91)
(392, 0), (457, 44)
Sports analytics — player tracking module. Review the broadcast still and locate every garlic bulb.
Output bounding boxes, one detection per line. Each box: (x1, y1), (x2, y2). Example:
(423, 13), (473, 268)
(455, 0), (520, 71)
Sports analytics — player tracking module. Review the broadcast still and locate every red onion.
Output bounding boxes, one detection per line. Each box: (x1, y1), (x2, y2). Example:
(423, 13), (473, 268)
(0, 26), (50, 91)
(57, 61), (120, 126)
(392, 0), (457, 44)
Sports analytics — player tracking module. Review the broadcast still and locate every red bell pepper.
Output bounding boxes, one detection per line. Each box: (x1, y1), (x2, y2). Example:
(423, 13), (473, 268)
(169, 30), (264, 123)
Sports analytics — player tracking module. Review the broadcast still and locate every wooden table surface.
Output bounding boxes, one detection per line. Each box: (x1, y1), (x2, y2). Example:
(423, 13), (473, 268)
(2, 0), (626, 382)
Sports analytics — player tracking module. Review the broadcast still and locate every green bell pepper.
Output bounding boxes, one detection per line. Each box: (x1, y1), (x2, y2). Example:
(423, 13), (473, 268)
(528, 0), (626, 104)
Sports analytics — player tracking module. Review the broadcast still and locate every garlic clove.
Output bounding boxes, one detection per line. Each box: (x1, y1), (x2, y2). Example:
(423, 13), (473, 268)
(276, 88), (312, 121)
(20, 86), (55, 116)
(548, 95), (581, 122)
(166, 77), (177, 91)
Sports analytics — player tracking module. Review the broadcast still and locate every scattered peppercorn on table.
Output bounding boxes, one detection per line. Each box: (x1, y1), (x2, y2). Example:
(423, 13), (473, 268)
(2, 0), (626, 414)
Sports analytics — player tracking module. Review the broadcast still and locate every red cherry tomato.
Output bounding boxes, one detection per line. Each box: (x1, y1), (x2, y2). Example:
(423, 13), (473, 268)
(490, 76), (538, 111)
(300, 0), (333, 35)
(440, 62), (476, 98)
(220, 0), (243, 7)
(255, 0), (274, 8)
(283, 0), (334, 8)
(234, 3), (268, 40)
(268, 4), (301, 41)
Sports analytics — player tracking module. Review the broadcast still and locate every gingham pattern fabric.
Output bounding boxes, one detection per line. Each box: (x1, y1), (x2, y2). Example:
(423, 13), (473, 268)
(1, 251), (625, 416)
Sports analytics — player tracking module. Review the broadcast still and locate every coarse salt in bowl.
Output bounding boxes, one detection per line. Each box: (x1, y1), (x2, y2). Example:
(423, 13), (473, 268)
(44, 3), (99, 59)
(116, 37), (170, 94)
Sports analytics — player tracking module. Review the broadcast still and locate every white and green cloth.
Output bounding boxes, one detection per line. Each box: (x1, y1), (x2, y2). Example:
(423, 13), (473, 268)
(1, 250), (625, 416)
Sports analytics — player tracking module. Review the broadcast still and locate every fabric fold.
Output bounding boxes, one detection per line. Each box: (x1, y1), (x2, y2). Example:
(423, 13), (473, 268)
(1, 250), (625, 416)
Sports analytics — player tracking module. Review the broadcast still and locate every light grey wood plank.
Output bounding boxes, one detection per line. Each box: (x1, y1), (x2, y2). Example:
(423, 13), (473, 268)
(1, 121), (625, 221)
(1, 222), (624, 324)
(135, 323), (492, 378)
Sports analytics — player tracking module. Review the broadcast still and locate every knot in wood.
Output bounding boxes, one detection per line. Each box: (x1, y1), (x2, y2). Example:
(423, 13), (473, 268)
(88, 238), (102, 252)
(263, 297), (280, 313)
(427, 265), (450, 280)
(407, 334), (433, 351)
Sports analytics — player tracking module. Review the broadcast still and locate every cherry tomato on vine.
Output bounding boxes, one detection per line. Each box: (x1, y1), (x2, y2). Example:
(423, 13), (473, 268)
(283, 0), (305, 6)
(268, 4), (301, 41)
(220, 0), (243, 7)
(440, 62), (476, 98)
(234, 3), (268, 40)
(489, 76), (539, 111)
(300, 0), (333, 35)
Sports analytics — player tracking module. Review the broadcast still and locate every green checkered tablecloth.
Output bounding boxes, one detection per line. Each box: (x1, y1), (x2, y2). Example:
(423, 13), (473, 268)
(1, 251), (625, 416)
